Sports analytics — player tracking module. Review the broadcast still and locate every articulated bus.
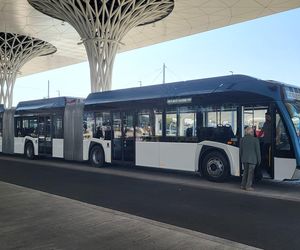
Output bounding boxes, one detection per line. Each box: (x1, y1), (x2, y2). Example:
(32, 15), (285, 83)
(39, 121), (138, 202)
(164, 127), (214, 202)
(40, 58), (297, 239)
(1, 75), (300, 182)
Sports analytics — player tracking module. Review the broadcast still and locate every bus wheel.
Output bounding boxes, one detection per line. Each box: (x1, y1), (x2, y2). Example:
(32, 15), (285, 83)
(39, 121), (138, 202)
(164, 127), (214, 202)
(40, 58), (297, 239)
(90, 145), (104, 168)
(25, 142), (34, 160)
(201, 151), (229, 182)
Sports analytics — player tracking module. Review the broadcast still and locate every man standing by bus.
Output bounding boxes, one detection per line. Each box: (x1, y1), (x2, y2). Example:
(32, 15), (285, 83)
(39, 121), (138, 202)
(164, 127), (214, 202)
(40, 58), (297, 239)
(240, 126), (261, 191)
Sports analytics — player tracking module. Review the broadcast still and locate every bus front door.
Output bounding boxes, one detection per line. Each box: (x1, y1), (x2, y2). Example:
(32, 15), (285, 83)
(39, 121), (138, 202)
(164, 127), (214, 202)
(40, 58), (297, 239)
(112, 112), (135, 165)
(242, 106), (274, 178)
(38, 116), (52, 156)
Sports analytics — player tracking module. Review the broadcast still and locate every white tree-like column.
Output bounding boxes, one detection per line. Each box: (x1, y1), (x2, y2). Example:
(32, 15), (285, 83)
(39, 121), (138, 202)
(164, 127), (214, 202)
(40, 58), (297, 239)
(0, 32), (56, 108)
(28, 0), (174, 92)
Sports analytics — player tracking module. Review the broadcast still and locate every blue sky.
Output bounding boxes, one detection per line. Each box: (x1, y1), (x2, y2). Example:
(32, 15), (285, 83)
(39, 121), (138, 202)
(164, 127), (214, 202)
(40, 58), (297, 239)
(14, 8), (300, 106)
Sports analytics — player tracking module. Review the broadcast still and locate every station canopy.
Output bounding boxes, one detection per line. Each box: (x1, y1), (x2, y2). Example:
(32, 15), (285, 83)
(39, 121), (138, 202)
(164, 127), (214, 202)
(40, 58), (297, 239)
(1, 0), (299, 78)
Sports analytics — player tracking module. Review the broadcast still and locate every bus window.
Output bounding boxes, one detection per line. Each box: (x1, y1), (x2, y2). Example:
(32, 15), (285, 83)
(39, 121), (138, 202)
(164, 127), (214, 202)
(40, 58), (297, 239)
(95, 112), (111, 140)
(124, 114), (134, 138)
(217, 110), (237, 134)
(166, 108), (177, 136)
(203, 106), (237, 132)
(136, 111), (153, 141)
(83, 112), (94, 139)
(53, 114), (63, 138)
(206, 109), (217, 128)
(15, 117), (22, 137)
(154, 109), (163, 137)
(178, 106), (197, 138)
(113, 113), (122, 139)
(243, 107), (267, 137)
(199, 105), (237, 144)
(38, 116), (51, 137)
(164, 106), (198, 141)
(23, 117), (38, 137)
(38, 117), (45, 135)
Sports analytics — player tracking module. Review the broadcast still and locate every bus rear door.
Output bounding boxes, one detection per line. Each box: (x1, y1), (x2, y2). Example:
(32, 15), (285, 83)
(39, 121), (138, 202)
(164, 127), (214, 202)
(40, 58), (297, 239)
(38, 116), (52, 156)
(112, 112), (135, 165)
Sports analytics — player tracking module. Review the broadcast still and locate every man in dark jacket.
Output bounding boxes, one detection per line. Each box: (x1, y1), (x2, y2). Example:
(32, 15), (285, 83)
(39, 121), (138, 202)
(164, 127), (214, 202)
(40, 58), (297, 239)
(261, 112), (272, 174)
(240, 126), (261, 191)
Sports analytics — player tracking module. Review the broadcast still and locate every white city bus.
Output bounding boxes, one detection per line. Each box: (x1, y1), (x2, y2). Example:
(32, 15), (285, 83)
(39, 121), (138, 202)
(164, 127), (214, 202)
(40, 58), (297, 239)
(1, 75), (300, 182)
(83, 75), (300, 182)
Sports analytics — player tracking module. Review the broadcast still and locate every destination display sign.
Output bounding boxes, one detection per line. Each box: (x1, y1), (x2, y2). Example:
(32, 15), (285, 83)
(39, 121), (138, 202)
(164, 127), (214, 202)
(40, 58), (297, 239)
(167, 97), (192, 105)
(284, 87), (300, 101)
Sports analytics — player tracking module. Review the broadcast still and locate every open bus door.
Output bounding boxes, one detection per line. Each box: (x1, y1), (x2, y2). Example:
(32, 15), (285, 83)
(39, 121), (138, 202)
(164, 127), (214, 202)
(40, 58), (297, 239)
(242, 105), (274, 179)
(111, 112), (135, 165)
(242, 104), (296, 180)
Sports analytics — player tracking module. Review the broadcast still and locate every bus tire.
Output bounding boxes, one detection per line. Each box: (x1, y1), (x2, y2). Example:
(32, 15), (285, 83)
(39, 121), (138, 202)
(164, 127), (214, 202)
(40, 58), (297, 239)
(25, 142), (34, 160)
(90, 145), (105, 168)
(201, 151), (229, 182)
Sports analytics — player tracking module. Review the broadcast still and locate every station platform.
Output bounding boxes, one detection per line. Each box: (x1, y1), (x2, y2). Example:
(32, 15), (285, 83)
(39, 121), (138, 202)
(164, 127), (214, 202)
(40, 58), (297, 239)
(1, 155), (300, 249)
(0, 181), (258, 250)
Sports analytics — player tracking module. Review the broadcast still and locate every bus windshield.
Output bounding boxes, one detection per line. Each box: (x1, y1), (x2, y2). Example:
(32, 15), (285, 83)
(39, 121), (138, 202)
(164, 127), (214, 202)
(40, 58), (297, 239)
(285, 102), (300, 137)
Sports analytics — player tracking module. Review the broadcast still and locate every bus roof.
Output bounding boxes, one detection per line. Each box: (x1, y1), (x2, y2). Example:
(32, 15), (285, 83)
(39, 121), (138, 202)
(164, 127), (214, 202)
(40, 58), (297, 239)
(15, 97), (83, 112)
(85, 74), (288, 106)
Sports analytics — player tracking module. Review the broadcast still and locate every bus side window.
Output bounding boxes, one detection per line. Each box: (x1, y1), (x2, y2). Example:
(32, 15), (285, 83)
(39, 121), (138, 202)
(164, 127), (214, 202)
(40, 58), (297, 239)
(19, 117), (38, 138)
(30, 117), (38, 138)
(15, 118), (22, 137)
(136, 111), (153, 141)
(178, 106), (197, 140)
(53, 115), (63, 138)
(83, 112), (94, 139)
(199, 105), (237, 144)
(154, 109), (163, 139)
(166, 107), (177, 137)
(95, 112), (111, 140)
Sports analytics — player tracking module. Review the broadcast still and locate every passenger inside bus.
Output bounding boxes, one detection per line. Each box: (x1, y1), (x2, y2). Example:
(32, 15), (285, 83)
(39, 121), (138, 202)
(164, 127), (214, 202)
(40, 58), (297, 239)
(83, 123), (92, 139)
(93, 122), (112, 140)
(104, 125), (112, 140)
(95, 126), (103, 138)
(185, 127), (193, 137)
(261, 112), (272, 174)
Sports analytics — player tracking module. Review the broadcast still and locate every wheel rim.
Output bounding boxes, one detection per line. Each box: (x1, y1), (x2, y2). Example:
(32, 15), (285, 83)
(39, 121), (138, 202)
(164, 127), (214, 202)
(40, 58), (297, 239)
(206, 158), (224, 178)
(92, 148), (101, 165)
